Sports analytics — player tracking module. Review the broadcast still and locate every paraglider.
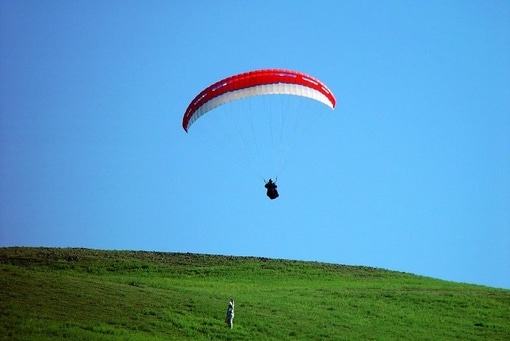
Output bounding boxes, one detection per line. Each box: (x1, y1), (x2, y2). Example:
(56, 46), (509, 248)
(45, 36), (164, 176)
(182, 69), (336, 199)
(264, 179), (279, 200)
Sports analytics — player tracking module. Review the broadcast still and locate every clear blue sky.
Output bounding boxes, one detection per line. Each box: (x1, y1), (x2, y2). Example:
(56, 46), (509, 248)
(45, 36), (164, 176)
(1, 1), (509, 289)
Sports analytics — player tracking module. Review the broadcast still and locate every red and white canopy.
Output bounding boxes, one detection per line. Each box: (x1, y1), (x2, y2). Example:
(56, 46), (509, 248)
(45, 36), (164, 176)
(182, 69), (336, 132)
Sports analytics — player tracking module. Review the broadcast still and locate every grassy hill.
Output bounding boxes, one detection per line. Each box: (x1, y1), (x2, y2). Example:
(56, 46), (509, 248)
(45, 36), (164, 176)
(1, 247), (508, 340)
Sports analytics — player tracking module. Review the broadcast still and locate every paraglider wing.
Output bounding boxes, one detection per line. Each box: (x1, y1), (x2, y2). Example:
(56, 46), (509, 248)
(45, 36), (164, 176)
(182, 69), (336, 132)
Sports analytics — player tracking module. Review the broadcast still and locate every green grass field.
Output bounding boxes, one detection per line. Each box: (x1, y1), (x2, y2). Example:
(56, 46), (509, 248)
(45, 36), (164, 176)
(1, 247), (508, 340)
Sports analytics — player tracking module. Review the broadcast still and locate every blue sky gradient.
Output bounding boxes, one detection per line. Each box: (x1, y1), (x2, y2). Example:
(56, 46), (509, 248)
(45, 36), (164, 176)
(1, 1), (509, 289)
